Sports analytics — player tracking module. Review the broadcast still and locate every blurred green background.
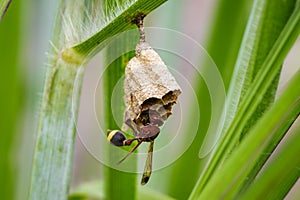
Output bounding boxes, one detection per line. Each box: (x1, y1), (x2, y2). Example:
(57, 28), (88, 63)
(1, 0), (299, 199)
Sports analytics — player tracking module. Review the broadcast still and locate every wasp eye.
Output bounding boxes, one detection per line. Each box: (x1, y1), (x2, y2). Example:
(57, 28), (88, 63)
(107, 130), (126, 146)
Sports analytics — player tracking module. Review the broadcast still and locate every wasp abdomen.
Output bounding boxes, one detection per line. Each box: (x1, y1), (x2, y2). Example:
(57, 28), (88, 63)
(107, 130), (126, 146)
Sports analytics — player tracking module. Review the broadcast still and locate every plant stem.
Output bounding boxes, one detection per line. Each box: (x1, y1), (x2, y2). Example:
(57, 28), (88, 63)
(103, 32), (137, 199)
(0, 1), (21, 200)
(29, 56), (84, 199)
(29, 1), (89, 199)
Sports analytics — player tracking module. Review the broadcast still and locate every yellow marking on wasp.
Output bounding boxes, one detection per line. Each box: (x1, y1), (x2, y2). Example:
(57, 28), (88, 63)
(107, 130), (118, 142)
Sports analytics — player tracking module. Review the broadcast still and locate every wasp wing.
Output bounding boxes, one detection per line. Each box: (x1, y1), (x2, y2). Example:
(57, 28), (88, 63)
(141, 141), (154, 185)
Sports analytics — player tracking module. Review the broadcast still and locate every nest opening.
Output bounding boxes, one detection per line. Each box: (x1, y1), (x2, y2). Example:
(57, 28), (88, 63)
(133, 91), (179, 127)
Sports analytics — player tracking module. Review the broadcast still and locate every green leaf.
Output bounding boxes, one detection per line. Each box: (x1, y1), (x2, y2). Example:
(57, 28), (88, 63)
(198, 68), (300, 199)
(0, 0), (11, 20)
(240, 125), (300, 200)
(102, 31), (137, 200)
(0, 1), (21, 200)
(64, 0), (168, 63)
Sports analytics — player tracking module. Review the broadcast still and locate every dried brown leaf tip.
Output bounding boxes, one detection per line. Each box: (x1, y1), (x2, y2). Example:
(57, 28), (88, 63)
(107, 16), (181, 185)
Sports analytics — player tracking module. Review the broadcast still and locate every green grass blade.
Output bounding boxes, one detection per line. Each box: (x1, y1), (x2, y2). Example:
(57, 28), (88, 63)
(28, 1), (87, 199)
(189, 1), (300, 198)
(64, 0), (168, 63)
(29, 55), (85, 198)
(0, 1), (21, 200)
(0, 0), (11, 20)
(102, 31), (137, 200)
(198, 67), (300, 199)
(240, 125), (300, 200)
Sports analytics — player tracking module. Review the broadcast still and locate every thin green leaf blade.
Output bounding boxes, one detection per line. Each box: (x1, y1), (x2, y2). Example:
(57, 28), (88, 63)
(0, 1), (21, 200)
(102, 31), (137, 200)
(240, 125), (300, 200)
(28, 1), (89, 199)
(0, 0), (11, 20)
(198, 67), (300, 199)
(70, 0), (168, 60)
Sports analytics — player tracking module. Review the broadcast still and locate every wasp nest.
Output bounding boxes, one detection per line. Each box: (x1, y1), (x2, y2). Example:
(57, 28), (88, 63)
(123, 41), (181, 130)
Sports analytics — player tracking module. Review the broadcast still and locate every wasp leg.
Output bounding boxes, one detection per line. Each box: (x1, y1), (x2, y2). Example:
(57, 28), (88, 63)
(118, 140), (143, 164)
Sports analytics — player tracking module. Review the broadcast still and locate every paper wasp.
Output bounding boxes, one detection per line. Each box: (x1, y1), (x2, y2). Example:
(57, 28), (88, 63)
(107, 104), (168, 185)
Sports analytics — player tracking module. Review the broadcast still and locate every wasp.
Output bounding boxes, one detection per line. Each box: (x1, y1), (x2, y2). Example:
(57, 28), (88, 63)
(107, 103), (169, 185)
